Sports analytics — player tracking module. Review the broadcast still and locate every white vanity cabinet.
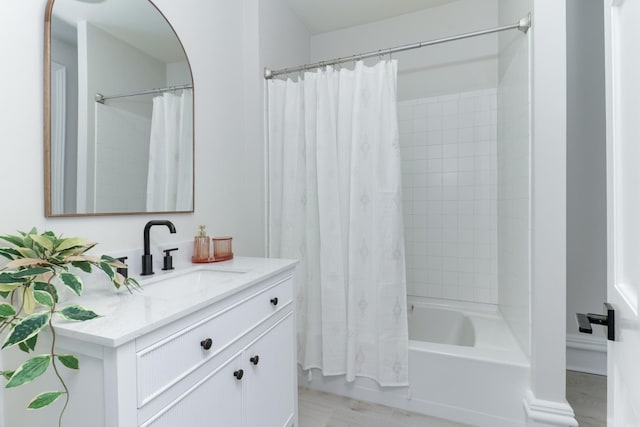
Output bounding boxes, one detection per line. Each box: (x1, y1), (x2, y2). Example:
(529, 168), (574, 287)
(6, 258), (298, 427)
(137, 280), (296, 427)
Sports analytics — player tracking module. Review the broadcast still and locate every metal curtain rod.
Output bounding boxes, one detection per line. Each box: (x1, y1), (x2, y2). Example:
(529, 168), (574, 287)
(264, 13), (531, 79)
(95, 84), (193, 104)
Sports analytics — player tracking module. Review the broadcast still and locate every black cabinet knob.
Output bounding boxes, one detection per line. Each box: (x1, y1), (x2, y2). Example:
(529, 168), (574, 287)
(250, 355), (260, 365)
(270, 297), (278, 306)
(200, 338), (213, 350)
(233, 369), (244, 380)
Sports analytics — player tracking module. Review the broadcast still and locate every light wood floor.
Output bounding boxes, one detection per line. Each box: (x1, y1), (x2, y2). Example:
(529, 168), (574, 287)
(298, 370), (607, 427)
(566, 370), (607, 427)
(298, 387), (469, 427)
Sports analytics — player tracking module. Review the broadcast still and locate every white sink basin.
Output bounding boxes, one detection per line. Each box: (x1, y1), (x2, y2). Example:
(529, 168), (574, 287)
(141, 268), (246, 288)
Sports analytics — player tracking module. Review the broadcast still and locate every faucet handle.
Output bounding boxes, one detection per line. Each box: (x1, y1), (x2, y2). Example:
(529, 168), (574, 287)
(162, 248), (179, 271)
(115, 256), (128, 279)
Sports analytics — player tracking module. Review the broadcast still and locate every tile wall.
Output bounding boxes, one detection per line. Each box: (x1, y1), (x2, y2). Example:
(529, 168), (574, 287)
(399, 89), (498, 304)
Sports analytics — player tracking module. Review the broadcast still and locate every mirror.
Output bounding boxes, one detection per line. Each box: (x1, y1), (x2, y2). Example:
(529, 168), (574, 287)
(44, 0), (194, 216)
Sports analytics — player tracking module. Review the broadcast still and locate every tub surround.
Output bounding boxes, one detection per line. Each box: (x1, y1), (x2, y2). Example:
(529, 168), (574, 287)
(302, 297), (529, 427)
(3, 256), (298, 427)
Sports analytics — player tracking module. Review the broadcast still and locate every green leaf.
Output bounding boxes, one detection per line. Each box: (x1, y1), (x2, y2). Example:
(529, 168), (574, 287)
(33, 290), (54, 308)
(18, 341), (30, 353)
(0, 291), (9, 299)
(6, 355), (51, 388)
(123, 277), (142, 292)
(55, 237), (87, 252)
(98, 262), (115, 281)
(16, 247), (38, 259)
(59, 272), (83, 296)
(1, 370), (15, 381)
(34, 282), (58, 303)
(29, 234), (54, 251)
(25, 334), (38, 351)
(0, 272), (24, 284)
(58, 305), (99, 321)
(57, 354), (79, 370)
(10, 267), (52, 279)
(0, 234), (25, 247)
(71, 261), (92, 273)
(27, 391), (64, 409)
(0, 303), (16, 317)
(2, 312), (50, 349)
(22, 233), (34, 250)
(0, 247), (21, 259)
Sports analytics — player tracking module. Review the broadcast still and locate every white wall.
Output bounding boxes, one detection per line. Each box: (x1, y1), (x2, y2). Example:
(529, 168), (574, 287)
(565, 0), (607, 375)
(498, 0), (532, 358)
(257, 0), (311, 253)
(310, 0), (498, 101)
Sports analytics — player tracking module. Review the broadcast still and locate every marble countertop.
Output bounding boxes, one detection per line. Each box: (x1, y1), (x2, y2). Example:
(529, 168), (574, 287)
(53, 257), (297, 348)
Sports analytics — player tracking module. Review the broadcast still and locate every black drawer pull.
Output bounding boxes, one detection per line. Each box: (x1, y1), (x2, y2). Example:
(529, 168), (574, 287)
(250, 355), (260, 365)
(270, 297), (278, 306)
(200, 338), (213, 350)
(233, 369), (244, 380)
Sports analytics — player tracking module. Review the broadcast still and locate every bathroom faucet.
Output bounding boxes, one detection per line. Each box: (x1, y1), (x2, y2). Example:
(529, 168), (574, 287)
(141, 220), (177, 276)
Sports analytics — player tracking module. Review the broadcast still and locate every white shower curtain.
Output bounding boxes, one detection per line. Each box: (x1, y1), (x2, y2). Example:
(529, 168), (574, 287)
(147, 89), (193, 211)
(268, 60), (408, 386)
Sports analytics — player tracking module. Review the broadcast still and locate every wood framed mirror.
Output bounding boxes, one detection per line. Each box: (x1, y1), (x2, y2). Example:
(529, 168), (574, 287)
(44, 0), (194, 216)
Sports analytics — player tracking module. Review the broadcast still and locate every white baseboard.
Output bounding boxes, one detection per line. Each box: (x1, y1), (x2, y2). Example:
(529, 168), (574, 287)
(566, 333), (607, 375)
(523, 390), (578, 427)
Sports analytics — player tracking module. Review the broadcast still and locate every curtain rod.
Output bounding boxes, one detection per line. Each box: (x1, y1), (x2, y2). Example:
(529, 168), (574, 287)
(95, 84), (193, 104)
(264, 13), (531, 79)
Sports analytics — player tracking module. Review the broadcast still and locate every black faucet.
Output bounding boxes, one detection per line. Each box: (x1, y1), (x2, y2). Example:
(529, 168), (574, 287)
(141, 220), (177, 276)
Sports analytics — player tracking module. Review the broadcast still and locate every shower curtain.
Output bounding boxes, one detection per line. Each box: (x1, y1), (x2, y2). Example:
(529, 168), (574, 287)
(268, 60), (408, 386)
(146, 89), (193, 211)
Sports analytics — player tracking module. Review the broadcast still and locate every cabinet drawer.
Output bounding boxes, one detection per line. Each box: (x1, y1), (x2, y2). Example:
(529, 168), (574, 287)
(136, 277), (292, 407)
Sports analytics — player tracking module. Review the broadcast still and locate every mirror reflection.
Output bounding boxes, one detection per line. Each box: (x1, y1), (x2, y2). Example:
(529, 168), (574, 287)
(46, 0), (193, 216)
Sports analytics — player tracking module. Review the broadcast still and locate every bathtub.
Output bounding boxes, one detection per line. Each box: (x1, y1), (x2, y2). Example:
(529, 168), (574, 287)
(299, 297), (530, 427)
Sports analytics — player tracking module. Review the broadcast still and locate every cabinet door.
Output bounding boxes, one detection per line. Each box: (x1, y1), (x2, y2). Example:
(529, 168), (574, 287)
(244, 315), (295, 427)
(140, 354), (243, 427)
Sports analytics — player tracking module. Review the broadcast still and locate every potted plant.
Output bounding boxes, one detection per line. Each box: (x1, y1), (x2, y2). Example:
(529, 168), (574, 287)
(0, 228), (139, 426)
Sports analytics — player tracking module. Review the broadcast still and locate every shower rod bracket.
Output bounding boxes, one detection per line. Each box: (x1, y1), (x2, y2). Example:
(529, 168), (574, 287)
(518, 13), (532, 34)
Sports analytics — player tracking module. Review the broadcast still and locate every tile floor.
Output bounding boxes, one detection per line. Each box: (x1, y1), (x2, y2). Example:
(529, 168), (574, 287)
(298, 370), (607, 427)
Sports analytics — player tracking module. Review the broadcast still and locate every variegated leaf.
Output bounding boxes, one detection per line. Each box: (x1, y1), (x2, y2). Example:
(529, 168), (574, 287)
(59, 272), (83, 296)
(28, 391), (64, 409)
(4, 258), (52, 270)
(2, 312), (50, 349)
(22, 287), (37, 315)
(54, 237), (87, 252)
(29, 234), (54, 251)
(57, 305), (99, 321)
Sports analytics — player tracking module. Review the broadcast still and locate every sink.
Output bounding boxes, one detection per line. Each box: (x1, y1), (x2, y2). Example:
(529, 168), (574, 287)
(141, 268), (245, 288)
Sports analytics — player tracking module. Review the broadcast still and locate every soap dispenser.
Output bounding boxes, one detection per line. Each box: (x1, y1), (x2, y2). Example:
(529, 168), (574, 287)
(192, 225), (210, 262)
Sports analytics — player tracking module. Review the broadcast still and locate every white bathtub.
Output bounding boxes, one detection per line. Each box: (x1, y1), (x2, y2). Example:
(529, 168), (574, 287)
(299, 297), (530, 427)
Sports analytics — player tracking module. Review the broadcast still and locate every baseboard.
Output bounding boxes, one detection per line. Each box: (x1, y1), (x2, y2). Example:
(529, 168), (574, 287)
(566, 333), (607, 375)
(523, 390), (578, 427)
